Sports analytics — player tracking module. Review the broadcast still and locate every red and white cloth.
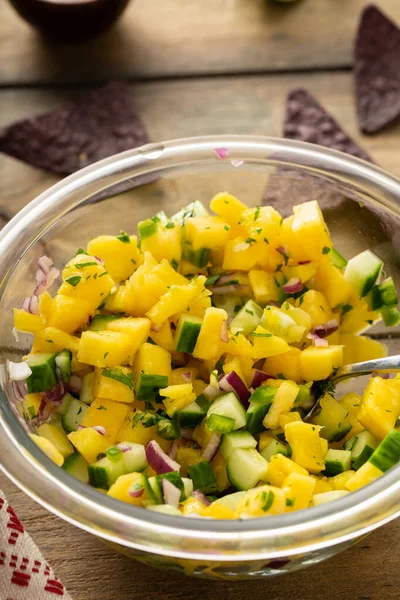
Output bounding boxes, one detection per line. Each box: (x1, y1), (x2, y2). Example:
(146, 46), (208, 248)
(0, 491), (71, 600)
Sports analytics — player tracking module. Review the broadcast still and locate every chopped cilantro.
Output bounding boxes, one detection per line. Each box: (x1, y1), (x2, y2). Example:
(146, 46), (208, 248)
(262, 490), (275, 511)
(77, 407), (82, 415)
(245, 237), (257, 244)
(75, 261), (97, 268)
(171, 259), (179, 270)
(117, 231), (131, 243)
(205, 274), (221, 286)
(45, 339), (53, 343)
(130, 258), (137, 265)
(66, 275), (81, 287)
(341, 304), (353, 315)
(256, 228), (262, 235)
(224, 225), (230, 231)
(103, 352), (109, 359)
(97, 405), (107, 411)
(254, 206), (261, 221)
(102, 368), (134, 390)
(234, 304), (242, 313)
(132, 412), (146, 427)
(245, 309), (254, 315)
(264, 237), (269, 244)
(358, 201), (365, 208)
(322, 246), (331, 255)
(165, 222), (175, 229)
(365, 319), (374, 325)
(75, 248), (88, 256)
(250, 332), (272, 338)
(279, 217), (284, 226)
(98, 272), (108, 278)
(285, 498), (295, 507)
(276, 373), (286, 380)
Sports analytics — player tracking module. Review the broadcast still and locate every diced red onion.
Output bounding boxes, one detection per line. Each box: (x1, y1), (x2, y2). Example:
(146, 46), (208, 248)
(117, 443), (133, 452)
(180, 428), (194, 441)
(95, 256), (104, 265)
(203, 382), (221, 401)
(162, 479), (181, 508)
(214, 147), (229, 160)
(220, 320), (229, 343)
(209, 284), (245, 295)
(12, 328), (19, 343)
(298, 260), (311, 265)
(202, 433), (221, 460)
(77, 425), (86, 431)
(231, 159), (244, 168)
(38, 396), (52, 422)
(307, 332), (329, 347)
(181, 372), (192, 383)
(42, 382), (65, 406)
(21, 295), (39, 315)
(38, 255), (53, 273)
(128, 485), (144, 499)
(192, 490), (212, 506)
(69, 375), (82, 393)
(219, 370), (250, 406)
(313, 319), (339, 338)
(168, 440), (178, 460)
(146, 440), (180, 474)
(11, 379), (27, 402)
(250, 369), (270, 389)
(92, 425), (106, 436)
(8, 360), (32, 381)
(283, 278), (303, 294)
(276, 246), (289, 257)
(33, 255), (60, 296)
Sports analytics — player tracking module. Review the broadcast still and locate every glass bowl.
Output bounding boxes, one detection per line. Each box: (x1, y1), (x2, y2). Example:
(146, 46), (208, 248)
(0, 136), (400, 579)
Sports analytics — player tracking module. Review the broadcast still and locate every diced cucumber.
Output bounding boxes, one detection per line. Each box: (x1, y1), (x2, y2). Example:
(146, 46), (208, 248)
(182, 244), (210, 268)
(26, 352), (57, 393)
(206, 392), (246, 431)
(158, 472), (186, 501)
(344, 436), (359, 452)
(212, 295), (245, 318)
(55, 349), (71, 383)
(220, 430), (257, 460)
(80, 371), (95, 405)
(227, 448), (268, 491)
(369, 429), (400, 472)
(88, 457), (126, 489)
(207, 413), (235, 434)
(36, 421), (74, 458)
(329, 248), (347, 269)
(313, 490), (349, 506)
(54, 392), (74, 416)
(182, 477), (194, 500)
(188, 460), (217, 494)
(147, 505), (182, 516)
(367, 286), (384, 311)
(88, 314), (120, 331)
(323, 449), (352, 477)
(213, 491), (246, 511)
(348, 430), (379, 470)
(120, 442), (148, 473)
(294, 383), (313, 409)
(344, 250), (382, 297)
(175, 314), (202, 353)
(156, 415), (181, 440)
(230, 300), (263, 336)
(248, 385), (277, 405)
(176, 394), (209, 427)
(246, 403), (270, 435)
(61, 398), (88, 433)
(378, 277), (398, 307)
(138, 217), (159, 240)
(172, 200), (209, 226)
(62, 452), (89, 483)
(88, 442), (147, 490)
(147, 476), (163, 504)
(260, 439), (291, 461)
(136, 373), (169, 401)
(106, 446), (124, 463)
(381, 305), (400, 327)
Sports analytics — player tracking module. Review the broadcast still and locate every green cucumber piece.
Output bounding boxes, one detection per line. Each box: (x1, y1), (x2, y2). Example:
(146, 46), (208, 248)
(62, 452), (89, 483)
(230, 300), (263, 336)
(156, 415), (181, 440)
(206, 392), (246, 430)
(294, 383), (312, 408)
(80, 371), (95, 405)
(213, 491), (246, 511)
(312, 398), (352, 442)
(61, 398), (88, 433)
(138, 217), (159, 240)
(188, 460), (217, 494)
(323, 449), (352, 477)
(175, 314), (202, 353)
(26, 352), (57, 393)
(54, 392), (74, 416)
(369, 429), (400, 472)
(246, 403), (270, 435)
(379, 277), (398, 307)
(329, 248), (347, 269)
(172, 201), (209, 225)
(207, 413), (235, 434)
(260, 439), (291, 461)
(212, 295), (245, 318)
(120, 442), (148, 473)
(147, 476), (163, 504)
(248, 385), (277, 405)
(182, 477), (194, 500)
(55, 349), (71, 383)
(349, 430), (379, 469)
(344, 250), (382, 297)
(88, 457), (126, 490)
(176, 394), (209, 427)
(136, 373), (169, 401)
(182, 244), (210, 268)
(220, 430), (257, 460)
(88, 314), (120, 331)
(381, 305), (400, 327)
(158, 472), (186, 501)
(227, 448), (268, 491)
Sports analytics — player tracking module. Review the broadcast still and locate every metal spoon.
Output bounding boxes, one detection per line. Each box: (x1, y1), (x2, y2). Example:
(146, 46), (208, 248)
(304, 354), (400, 421)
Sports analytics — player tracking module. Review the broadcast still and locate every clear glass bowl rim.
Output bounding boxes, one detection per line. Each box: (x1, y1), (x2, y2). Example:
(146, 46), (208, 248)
(1, 135), (400, 562)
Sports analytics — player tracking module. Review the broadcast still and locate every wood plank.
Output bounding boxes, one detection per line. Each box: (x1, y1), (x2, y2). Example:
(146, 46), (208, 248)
(1, 0), (400, 84)
(0, 472), (399, 600)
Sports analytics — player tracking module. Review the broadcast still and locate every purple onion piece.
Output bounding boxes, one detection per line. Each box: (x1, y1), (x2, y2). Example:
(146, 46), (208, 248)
(202, 433), (221, 460)
(117, 443), (132, 453)
(219, 370), (250, 407)
(92, 425), (106, 436)
(162, 479), (181, 508)
(168, 440), (178, 460)
(146, 440), (180, 474)
(181, 371), (192, 383)
(250, 369), (270, 389)
(128, 485), (145, 499)
(180, 428), (194, 441)
(313, 319), (339, 338)
(192, 490), (212, 506)
(203, 383), (221, 401)
(282, 277), (303, 294)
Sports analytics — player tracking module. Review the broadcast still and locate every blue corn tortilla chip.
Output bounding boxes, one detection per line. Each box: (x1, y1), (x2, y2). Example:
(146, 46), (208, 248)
(355, 5), (400, 134)
(0, 82), (149, 175)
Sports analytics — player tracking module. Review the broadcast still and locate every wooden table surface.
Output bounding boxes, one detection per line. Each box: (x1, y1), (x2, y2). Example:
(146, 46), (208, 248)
(1, 1), (400, 599)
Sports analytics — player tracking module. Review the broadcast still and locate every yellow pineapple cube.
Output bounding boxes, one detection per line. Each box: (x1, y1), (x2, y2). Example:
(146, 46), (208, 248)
(340, 333), (387, 366)
(23, 393), (44, 421)
(160, 384), (196, 417)
(104, 284), (128, 314)
(210, 192), (247, 225)
(59, 254), (115, 312)
(80, 397), (131, 443)
(193, 307), (227, 361)
(330, 470), (355, 491)
(39, 291), (54, 324)
(248, 270), (279, 305)
(338, 393), (364, 439)
(211, 451), (230, 492)
(146, 276), (206, 328)
(251, 326), (289, 360)
(32, 327), (80, 353)
(300, 345), (343, 381)
(292, 200), (332, 261)
(13, 309), (44, 333)
(280, 301), (312, 332)
(141, 222), (182, 264)
(340, 297), (381, 334)
(37, 422), (74, 458)
(185, 216), (230, 250)
(283, 262), (317, 284)
(357, 377), (400, 440)
(279, 411), (302, 429)
(148, 321), (175, 353)
(203, 503), (236, 519)
(297, 290), (334, 327)
(67, 426), (111, 463)
(170, 367), (199, 385)
(176, 444), (204, 476)
(107, 317), (151, 362)
(345, 461), (383, 492)
(134, 342), (171, 378)
(116, 410), (170, 453)
(78, 331), (132, 367)
(48, 294), (91, 334)
(312, 263), (352, 308)
(108, 473), (146, 505)
(263, 380), (299, 430)
(282, 472), (316, 511)
(258, 431), (274, 452)
(274, 215), (310, 263)
(311, 475), (333, 494)
(87, 234), (142, 283)
(240, 206), (282, 244)
(264, 347), (302, 383)
(236, 485), (286, 518)
(266, 454), (308, 488)
(223, 237), (265, 271)
(30, 433), (64, 467)
(94, 366), (134, 404)
(221, 332), (253, 358)
(284, 421), (326, 473)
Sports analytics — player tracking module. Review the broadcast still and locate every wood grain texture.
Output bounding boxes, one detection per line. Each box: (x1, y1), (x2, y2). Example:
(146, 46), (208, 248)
(1, 0), (400, 84)
(0, 472), (399, 600)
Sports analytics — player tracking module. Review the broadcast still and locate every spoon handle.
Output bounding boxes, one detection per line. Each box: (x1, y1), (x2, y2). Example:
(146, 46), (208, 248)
(332, 355), (400, 384)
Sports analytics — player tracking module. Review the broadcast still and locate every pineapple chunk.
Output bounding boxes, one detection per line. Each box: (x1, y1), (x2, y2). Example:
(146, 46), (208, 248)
(340, 297), (381, 334)
(248, 270), (279, 305)
(67, 427), (111, 463)
(240, 206), (282, 244)
(193, 307), (227, 361)
(23, 393), (44, 421)
(185, 216), (230, 250)
(87, 234), (141, 283)
(36, 422), (74, 458)
(104, 284), (128, 314)
(93, 366), (134, 404)
(283, 262), (317, 284)
(211, 451), (230, 492)
(258, 431), (275, 452)
(274, 215), (310, 263)
(107, 317), (151, 362)
(282, 473), (316, 511)
(116, 410), (170, 453)
(340, 334), (387, 366)
(30, 433), (64, 467)
(176, 444), (204, 477)
(357, 377), (400, 440)
(297, 290), (334, 327)
(146, 276), (207, 328)
(300, 346), (343, 381)
(311, 475), (333, 494)
(210, 192), (247, 225)
(223, 237), (266, 271)
(107, 473), (145, 505)
(160, 384), (196, 417)
(292, 200), (332, 261)
(263, 380), (299, 430)
(284, 422), (327, 474)
(48, 294), (91, 334)
(266, 454), (308, 487)
(338, 393), (364, 438)
(221, 332), (253, 359)
(80, 398), (130, 443)
(330, 470), (356, 491)
(13, 309), (44, 333)
(279, 411), (302, 429)
(32, 327), (80, 353)
(39, 291), (54, 324)
(134, 342), (171, 378)
(148, 321), (175, 353)
(345, 461), (383, 492)
(236, 485), (286, 518)
(251, 326), (290, 360)
(261, 306), (305, 343)
(141, 222), (182, 264)
(264, 347), (302, 383)
(312, 263), (352, 308)
(170, 367), (199, 385)
(78, 331), (132, 367)
(59, 255), (115, 313)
